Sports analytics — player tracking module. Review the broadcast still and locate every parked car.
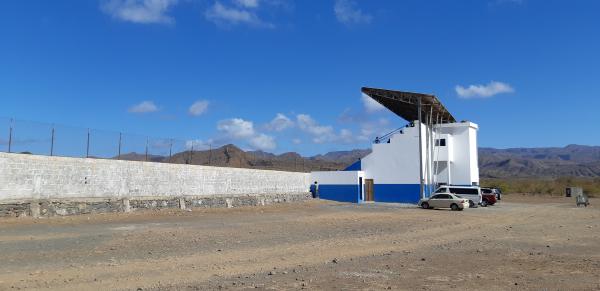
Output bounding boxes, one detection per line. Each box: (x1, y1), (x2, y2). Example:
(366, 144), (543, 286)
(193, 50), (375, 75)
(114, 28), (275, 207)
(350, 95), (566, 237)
(493, 188), (502, 200)
(419, 193), (470, 211)
(433, 185), (482, 208)
(480, 188), (497, 206)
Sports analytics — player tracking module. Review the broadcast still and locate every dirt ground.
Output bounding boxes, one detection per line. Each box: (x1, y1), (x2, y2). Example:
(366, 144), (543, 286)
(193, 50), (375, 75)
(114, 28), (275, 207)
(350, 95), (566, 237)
(0, 195), (599, 291)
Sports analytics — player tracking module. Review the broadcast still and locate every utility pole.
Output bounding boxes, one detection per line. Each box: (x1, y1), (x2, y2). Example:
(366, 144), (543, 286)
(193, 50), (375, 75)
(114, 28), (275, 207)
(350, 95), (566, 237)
(8, 118), (13, 153)
(189, 143), (194, 165)
(86, 128), (90, 158)
(50, 125), (55, 156)
(145, 137), (149, 162)
(168, 139), (173, 162)
(117, 132), (122, 160)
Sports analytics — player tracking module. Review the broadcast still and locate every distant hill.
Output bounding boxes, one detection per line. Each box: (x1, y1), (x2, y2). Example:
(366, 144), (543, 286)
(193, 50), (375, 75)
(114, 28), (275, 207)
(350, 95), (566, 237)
(116, 144), (600, 178)
(311, 149), (372, 165)
(479, 145), (600, 178)
(118, 144), (363, 172)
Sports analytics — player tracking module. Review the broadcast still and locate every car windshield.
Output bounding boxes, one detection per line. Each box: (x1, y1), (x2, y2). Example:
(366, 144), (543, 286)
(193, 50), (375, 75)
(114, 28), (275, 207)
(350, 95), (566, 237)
(454, 195), (463, 198)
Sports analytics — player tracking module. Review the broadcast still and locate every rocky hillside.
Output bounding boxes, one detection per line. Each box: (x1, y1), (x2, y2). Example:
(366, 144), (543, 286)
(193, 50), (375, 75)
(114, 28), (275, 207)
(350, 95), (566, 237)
(117, 144), (600, 178)
(118, 144), (360, 172)
(479, 145), (600, 178)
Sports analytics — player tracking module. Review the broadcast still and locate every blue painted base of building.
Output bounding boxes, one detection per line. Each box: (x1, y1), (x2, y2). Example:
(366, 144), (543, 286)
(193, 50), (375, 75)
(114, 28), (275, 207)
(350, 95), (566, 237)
(372, 184), (420, 204)
(318, 184), (360, 203)
(317, 183), (427, 204)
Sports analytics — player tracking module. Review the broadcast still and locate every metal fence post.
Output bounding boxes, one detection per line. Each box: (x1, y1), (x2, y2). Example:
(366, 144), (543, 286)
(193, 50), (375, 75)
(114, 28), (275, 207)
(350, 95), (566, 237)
(168, 139), (173, 162)
(189, 143), (194, 164)
(118, 132), (122, 160)
(86, 128), (90, 158)
(145, 137), (149, 162)
(50, 125), (55, 156)
(8, 118), (13, 153)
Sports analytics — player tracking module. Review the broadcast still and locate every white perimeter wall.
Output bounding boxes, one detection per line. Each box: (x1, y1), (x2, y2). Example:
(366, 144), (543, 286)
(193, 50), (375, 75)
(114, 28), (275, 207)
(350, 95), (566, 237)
(310, 171), (363, 185)
(0, 153), (311, 202)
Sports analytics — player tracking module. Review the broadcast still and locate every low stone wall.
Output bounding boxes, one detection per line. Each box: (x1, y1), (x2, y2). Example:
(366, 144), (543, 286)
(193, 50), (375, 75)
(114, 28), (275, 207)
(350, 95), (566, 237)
(0, 192), (312, 218)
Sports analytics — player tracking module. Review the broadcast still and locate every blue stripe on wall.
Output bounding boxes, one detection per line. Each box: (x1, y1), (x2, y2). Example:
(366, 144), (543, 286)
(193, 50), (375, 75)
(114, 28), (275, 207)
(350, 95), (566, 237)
(318, 184), (360, 203)
(373, 184), (421, 204)
(343, 160), (361, 171)
(318, 183), (428, 204)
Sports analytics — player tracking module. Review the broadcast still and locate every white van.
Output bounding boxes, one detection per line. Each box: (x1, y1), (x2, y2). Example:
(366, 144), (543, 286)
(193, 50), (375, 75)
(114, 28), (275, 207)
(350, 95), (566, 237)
(433, 186), (482, 208)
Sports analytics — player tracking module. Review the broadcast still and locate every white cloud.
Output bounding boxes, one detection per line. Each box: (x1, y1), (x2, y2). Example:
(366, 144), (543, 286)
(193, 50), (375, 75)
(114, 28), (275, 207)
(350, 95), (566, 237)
(265, 113), (294, 131)
(235, 0), (259, 8)
(128, 101), (159, 113)
(188, 100), (209, 116)
(101, 0), (178, 24)
(357, 118), (391, 141)
(292, 138), (302, 145)
(249, 133), (276, 151)
(296, 114), (362, 144)
(361, 93), (385, 113)
(217, 118), (255, 139)
(205, 1), (273, 28)
(455, 81), (514, 99)
(334, 0), (372, 25)
(338, 129), (355, 144)
(296, 114), (335, 143)
(215, 117), (277, 151)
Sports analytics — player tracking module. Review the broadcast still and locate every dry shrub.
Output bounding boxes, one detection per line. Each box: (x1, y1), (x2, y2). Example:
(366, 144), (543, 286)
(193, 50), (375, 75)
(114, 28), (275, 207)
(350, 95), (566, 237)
(481, 177), (600, 198)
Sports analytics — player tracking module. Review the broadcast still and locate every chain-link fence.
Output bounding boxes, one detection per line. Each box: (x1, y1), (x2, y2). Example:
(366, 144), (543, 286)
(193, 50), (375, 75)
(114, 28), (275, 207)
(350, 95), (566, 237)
(0, 117), (214, 165)
(0, 117), (338, 172)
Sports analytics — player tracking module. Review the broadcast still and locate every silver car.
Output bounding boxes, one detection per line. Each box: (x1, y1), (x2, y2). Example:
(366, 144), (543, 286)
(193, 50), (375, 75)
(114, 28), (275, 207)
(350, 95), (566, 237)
(419, 193), (470, 211)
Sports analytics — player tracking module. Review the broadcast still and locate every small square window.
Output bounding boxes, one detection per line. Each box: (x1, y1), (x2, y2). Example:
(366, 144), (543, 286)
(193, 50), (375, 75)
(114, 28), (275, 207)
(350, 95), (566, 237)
(435, 139), (446, 147)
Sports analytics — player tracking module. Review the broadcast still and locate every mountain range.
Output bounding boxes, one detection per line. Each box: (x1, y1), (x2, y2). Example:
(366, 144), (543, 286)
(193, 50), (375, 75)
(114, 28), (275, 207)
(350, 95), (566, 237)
(479, 145), (600, 178)
(117, 144), (600, 178)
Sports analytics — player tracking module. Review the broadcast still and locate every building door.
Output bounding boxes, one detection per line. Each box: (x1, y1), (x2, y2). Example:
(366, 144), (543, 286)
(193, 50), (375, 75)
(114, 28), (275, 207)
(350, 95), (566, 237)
(359, 177), (363, 201)
(365, 179), (374, 201)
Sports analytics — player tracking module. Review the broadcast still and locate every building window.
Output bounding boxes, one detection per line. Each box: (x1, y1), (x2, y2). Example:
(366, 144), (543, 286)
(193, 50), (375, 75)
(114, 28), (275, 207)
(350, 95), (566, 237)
(435, 139), (446, 147)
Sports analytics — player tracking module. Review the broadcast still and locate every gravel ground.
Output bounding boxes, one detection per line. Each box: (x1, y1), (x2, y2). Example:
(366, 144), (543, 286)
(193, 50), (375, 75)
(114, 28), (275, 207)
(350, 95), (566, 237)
(0, 195), (599, 290)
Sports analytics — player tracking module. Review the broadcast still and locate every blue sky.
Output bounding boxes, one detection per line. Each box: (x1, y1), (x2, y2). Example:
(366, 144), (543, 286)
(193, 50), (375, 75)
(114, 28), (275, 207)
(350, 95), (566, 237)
(1, 0), (599, 156)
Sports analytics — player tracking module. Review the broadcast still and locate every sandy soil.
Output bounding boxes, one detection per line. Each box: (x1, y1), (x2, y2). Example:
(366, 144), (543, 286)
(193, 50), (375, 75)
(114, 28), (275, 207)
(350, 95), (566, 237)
(0, 195), (599, 290)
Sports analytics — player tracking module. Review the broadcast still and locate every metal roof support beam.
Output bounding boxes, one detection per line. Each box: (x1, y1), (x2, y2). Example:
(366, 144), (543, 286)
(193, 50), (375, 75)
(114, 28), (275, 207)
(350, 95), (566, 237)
(361, 87), (456, 124)
(418, 96), (424, 200)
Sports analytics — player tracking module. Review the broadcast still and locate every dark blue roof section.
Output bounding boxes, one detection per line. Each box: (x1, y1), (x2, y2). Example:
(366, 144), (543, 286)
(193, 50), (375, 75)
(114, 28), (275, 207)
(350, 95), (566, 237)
(344, 159), (361, 171)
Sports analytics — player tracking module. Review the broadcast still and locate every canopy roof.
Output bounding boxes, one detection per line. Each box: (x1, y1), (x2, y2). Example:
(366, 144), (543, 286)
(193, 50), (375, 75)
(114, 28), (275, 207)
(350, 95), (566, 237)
(361, 87), (456, 124)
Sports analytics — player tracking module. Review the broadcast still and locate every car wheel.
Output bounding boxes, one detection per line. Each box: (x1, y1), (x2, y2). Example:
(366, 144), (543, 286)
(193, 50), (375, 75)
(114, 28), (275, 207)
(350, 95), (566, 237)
(450, 203), (459, 211)
(481, 200), (488, 207)
(421, 202), (429, 209)
(469, 200), (475, 208)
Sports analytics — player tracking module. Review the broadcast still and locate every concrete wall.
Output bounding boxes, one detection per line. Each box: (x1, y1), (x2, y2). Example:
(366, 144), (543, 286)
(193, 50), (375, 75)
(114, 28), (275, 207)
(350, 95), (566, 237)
(361, 123), (421, 185)
(0, 152), (311, 203)
(437, 122), (479, 186)
(310, 171), (364, 203)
